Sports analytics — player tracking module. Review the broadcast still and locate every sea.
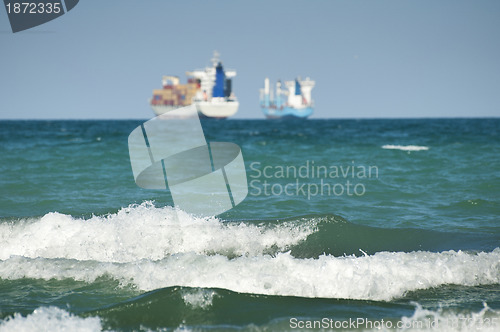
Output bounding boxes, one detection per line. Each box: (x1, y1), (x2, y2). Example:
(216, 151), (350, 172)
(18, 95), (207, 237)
(0, 118), (499, 331)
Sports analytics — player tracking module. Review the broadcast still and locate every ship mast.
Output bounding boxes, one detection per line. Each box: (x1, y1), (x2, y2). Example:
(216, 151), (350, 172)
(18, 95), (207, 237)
(211, 51), (220, 67)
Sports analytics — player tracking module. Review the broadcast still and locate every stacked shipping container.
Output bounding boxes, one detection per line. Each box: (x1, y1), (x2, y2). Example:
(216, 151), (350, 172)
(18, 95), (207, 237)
(151, 79), (201, 107)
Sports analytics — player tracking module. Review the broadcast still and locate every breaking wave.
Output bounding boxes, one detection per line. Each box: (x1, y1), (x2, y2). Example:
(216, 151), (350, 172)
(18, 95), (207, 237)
(0, 202), (314, 262)
(0, 249), (498, 302)
(0, 203), (498, 302)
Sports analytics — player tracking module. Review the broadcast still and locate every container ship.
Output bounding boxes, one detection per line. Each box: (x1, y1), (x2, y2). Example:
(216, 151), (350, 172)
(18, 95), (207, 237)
(259, 77), (315, 119)
(150, 52), (239, 118)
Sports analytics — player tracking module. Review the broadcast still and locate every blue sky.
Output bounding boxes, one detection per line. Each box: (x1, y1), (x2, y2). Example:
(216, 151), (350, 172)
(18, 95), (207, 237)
(1, 0), (499, 119)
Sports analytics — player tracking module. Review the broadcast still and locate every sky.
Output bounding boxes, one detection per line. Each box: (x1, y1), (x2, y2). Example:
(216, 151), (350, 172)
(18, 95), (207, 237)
(0, 0), (499, 119)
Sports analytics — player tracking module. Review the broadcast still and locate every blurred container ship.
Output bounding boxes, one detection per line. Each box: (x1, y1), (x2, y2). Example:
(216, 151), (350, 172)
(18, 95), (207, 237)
(260, 77), (315, 119)
(150, 52), (238, 118)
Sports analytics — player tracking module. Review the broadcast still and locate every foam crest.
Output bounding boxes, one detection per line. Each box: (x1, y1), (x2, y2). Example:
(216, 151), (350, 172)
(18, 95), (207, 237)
(0, 307), (102, 332)
(1, 249), (498, 301)
(382, 144), (429, 151)
(0, 202), (314, 262)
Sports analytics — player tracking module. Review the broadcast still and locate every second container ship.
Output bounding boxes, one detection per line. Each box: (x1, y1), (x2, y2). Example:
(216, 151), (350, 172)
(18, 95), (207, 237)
(260, 77), (315, 119)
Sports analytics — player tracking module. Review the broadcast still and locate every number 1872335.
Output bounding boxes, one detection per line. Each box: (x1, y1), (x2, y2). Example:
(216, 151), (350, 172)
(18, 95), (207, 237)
(5, 2), (62, 14)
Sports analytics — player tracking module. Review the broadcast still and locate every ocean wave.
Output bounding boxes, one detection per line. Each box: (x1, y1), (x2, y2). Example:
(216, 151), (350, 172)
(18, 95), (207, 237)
(3, 203), (495, 264)
(92, 287), (500, 331)
(0, 202), (314, 262)
(289, 218), (499, 257)
(3, 297), (498, 332)
(0, 249), (498, 302)
(382, 145), (429, 151)
(0, 307), (102, 332)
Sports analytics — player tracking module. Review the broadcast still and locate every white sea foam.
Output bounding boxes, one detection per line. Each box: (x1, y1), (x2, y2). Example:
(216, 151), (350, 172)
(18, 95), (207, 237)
(0, 307), (102, 332)
(0, 202), (314, 262)
(382, 145), (429, 151)
(0, 249), (498, 302)
(181, 289), (218, 310)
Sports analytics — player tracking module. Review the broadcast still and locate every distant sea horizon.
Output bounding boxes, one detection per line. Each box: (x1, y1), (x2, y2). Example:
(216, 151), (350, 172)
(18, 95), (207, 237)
(1, 115), (499, 120)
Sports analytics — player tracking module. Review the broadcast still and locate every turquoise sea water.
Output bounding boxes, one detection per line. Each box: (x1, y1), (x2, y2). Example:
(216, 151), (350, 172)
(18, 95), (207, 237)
(0, 119), (499, 331)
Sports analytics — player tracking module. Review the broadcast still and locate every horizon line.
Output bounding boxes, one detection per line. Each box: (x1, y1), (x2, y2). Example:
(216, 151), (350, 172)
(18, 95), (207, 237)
(0, 116), (499, 121)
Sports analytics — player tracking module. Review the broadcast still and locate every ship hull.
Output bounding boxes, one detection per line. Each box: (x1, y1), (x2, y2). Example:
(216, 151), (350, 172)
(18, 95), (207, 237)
(151, 101), (239, 119)
(262, 106), (313, 119)
(196, 100), (239, 118)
